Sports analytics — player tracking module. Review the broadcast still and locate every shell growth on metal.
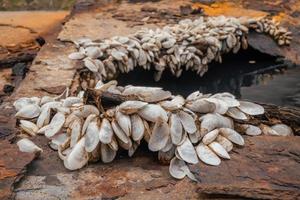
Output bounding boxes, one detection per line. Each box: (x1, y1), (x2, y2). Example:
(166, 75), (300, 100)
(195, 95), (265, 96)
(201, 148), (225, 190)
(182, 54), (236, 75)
(15, 16), (293, 181)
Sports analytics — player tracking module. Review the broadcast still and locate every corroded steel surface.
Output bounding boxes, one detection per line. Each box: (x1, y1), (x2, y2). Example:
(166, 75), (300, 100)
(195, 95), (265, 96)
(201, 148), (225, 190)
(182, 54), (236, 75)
(1, 0), (300, 199)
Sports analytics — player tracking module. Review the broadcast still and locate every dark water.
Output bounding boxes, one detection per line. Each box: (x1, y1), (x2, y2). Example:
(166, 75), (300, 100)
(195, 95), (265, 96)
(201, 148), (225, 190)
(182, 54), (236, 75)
(0, 0), (76, 11)
(117, 48), (300, 108)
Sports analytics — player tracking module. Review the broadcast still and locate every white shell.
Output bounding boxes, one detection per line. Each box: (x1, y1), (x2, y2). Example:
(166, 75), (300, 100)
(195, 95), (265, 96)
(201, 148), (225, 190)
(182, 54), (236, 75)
(160, 96), (185, 111)
(240, 124), (262, 136)
(148, 119), (170, 152)
(130, 114), (144, 141)
(271, 124), (293, 136)
(238, 101), (264, 115)
(219, 128), (244, 146)
(138, 104), (168, 122)
(84, 120), (100, 152)
(208, 141), (230, 159)
(118, 101), (148, 114)
(45, 112), (65, 138)
(185, 99), (216, 113)
(226, 107), (248, 120)
(20, 120), (38, 136)
(176, 137), (198, 164)
(101, 143), (116, 163)
(36, 107), (51, 128)
(70, 118), (82, 147)
(202, 129), (219, 145)
(196, 143), (221, 166)
(63, 97), (82, 107)
(99, 118), (113, 144)
(169, 113), (183, 145)
(17, 138), (42, 154)
(216, 135), (233, 152)
(178, 111), (197, 134)
(15, 104), (41, 119)
(115, 110), (131, 137)
(64, 137), (89, 170)
(81, 114), (97, 135)
(200, 113), (233, 134)
(72, 105), (99, 118)
(13, 97), (36, 111)
(169, 157), (196, 181)
(169, 157), (186, 179)
(205, 97), (228, 114)
(123, 86), (171, 102)
(68, 52), (85, 60)
(111, 120), (129, 144)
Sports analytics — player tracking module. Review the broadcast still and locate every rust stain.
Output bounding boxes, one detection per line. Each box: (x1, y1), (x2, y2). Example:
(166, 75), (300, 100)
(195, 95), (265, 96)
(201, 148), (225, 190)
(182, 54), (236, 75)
(0, 140), (35, 199)
(192, 2), (267, 18)
(0, 160), (18, 179)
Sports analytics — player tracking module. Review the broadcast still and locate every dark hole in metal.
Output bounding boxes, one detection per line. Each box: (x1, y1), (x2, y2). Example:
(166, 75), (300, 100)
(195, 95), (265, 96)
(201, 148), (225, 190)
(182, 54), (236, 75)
(117, 46), (286, 99)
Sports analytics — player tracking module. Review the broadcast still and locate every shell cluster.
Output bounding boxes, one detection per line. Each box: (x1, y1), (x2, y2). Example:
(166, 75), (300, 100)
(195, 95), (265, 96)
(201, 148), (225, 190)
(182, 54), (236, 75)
(68, 16), (292, 82)
(15, 81), (293, 181)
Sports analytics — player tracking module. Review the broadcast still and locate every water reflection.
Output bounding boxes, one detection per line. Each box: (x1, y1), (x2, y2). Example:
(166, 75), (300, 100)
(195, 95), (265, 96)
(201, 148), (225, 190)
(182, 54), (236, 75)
(117, 48), (300, 107)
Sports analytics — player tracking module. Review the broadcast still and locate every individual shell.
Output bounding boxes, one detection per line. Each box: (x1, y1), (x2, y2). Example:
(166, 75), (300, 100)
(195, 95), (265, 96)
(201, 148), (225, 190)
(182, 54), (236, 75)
(271, 124), (293, 136)
(216, 135), (233, 152)
(64, 137), (89, 170)
(131, 114), (145, 141)
(200, 113), (233, 134)
(68, 52), (85, 60)
(15, 104), (41, 119)
(118, 101), (148, 114)
(72, 105), (99, 118)
(226, 107), (248, 120)
(205, 97), (228, 114)
(238, 101), (264, 115)
(85, 120), (100, 152)
(45, 112), (65, 138)
(176, 137), (198, 164)
(196, 143), (221, 166)
(111, 119), (130, 144)
(239, 124), (262, 136)
(13, 97), (37, 111)
(17, 138), (43, 154)
(122, 86), (172, 102)
(101, 143), (116, 163)
(219, 128), (244, 146)
(160, 96), (185, 111)
(20, 120), (38, 136)
(138, 104), (168, 122)
(185, 99), (216, 113)
(208, 141), (230, 159)
(70, 118), (83, 148)
(148, 119), (170, 152)
(49, 133), (69, 150)
(81, 114), (97, 135)
(62, 97), (82, 107)
(115, 110), (131, 137)
(169, 113), (183, 145)
(169, 157), (196, 181)
(177, 111), (197, 134)
(202, 129), (219, 145)
(99, 118), (113, 144)
(36, 107), (51, 128)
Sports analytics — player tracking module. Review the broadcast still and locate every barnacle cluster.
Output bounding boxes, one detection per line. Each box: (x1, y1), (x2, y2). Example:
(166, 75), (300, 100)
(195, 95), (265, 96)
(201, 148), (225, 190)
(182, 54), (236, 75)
(68, 16), (292, 83)
(15, 81), (293, 180)
(14, 15), (293, 181)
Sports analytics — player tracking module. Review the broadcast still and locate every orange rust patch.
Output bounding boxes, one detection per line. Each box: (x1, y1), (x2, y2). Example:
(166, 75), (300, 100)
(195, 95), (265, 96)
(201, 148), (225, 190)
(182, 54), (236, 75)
(192, 2), (267, 18)
(0, 160), (17, 179)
